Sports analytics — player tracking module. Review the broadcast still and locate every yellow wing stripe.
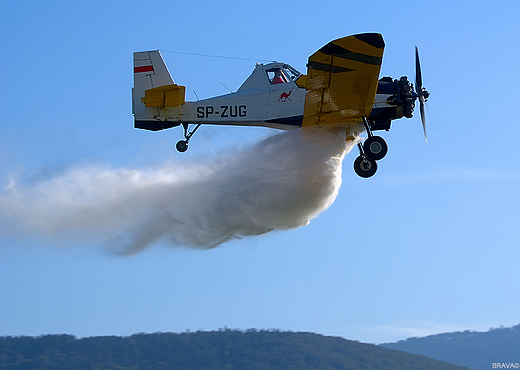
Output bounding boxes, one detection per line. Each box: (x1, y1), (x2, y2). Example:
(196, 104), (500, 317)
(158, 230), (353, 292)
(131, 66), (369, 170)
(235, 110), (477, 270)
(302, 33), (385, 127)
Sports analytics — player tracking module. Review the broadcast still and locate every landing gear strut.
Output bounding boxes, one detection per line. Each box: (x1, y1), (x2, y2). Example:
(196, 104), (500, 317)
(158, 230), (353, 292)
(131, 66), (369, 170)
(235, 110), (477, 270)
(176, 123), (201, 153)
(353, 117), (388, 178)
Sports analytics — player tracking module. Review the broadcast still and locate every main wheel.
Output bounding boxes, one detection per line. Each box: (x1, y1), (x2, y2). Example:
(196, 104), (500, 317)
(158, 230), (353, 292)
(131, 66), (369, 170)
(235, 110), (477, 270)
(363, 136), (388, 161)
(176, 140), (188, 152)
(353, 155), (377, 178)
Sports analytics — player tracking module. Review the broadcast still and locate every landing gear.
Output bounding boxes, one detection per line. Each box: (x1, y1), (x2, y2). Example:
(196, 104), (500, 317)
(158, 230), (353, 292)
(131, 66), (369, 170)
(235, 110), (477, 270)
(176, 123), (201, 153)
(354, 155), (377, 178)
(362, 116), (388, 161)
(352, 117), (388, 178)
(354, 144), (378, 178)
(176, 140), (188, 152)
(363, 135), (387, 161)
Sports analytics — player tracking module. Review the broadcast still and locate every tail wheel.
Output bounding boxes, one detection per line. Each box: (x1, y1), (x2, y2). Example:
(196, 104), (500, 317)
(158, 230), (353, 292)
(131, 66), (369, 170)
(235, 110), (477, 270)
(363, 136), (388, 161)
(354, 155), (377, 178)
(176, 140), (188, 152)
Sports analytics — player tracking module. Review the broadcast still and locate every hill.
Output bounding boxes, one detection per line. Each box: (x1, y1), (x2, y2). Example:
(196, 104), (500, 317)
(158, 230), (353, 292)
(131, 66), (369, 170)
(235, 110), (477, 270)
(381, 324), (520, 370)
(0, 329), (467, 369)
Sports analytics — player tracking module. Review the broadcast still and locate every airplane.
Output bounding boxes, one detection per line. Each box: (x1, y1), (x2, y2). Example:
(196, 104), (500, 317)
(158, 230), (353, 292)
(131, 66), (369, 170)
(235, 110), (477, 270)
(132, 33), (429, 178)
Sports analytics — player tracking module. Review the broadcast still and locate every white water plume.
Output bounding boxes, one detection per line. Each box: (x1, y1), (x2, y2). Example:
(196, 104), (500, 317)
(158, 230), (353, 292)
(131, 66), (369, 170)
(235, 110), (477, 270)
(0, 126), (359, 254)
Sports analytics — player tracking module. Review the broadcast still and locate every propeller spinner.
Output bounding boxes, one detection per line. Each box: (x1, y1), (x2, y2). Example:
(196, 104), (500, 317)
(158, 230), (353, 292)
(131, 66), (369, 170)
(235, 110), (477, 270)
(415, 46), (430, 141)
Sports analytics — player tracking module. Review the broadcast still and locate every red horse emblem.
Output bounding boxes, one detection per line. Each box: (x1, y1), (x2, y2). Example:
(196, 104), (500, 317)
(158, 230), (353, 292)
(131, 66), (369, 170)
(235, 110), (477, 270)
(278, 91), (292, 102)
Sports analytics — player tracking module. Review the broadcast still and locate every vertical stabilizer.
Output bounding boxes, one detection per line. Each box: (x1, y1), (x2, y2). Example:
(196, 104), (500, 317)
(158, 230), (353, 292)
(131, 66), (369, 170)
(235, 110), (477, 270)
(132, 51), (176, 130)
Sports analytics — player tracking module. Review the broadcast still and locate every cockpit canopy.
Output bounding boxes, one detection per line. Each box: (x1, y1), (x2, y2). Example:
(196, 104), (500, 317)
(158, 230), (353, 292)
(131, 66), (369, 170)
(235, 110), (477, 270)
(265, 64), (302, 85)
(238, 62), (302, 92)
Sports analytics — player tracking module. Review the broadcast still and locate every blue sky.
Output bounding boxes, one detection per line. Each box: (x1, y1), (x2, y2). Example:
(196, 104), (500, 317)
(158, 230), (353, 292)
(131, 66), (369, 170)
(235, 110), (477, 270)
(1, 0), (519, 344)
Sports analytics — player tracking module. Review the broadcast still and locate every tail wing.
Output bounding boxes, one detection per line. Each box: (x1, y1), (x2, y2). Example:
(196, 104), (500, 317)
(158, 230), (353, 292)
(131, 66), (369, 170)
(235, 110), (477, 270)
(133, 51), (184, 131)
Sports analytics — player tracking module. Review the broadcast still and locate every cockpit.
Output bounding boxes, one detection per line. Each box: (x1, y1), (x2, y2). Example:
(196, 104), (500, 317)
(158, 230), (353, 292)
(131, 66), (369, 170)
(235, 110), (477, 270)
(266, 64), (302, 85)
(237, 62), (303, 92)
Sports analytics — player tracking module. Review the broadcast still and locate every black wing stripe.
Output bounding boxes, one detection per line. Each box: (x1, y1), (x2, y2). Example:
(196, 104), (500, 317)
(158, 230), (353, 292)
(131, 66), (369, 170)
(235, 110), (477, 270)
(307, 60), (355, 73)
(318, 42), (382, 65)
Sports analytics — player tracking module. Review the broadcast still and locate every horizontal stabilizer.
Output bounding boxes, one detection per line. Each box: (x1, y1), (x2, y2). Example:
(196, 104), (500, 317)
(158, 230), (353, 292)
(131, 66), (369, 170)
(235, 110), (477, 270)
(142, 84), (186, 108)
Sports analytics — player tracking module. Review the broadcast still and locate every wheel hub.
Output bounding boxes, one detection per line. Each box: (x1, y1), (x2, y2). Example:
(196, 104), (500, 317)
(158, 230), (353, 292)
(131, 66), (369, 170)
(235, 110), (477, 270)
(361, 159), (372, 171)
(369, 142), (383, 154)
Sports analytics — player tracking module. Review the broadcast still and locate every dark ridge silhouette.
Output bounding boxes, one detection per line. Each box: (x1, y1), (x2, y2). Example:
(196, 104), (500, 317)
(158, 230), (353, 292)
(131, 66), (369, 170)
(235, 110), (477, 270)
(0, 329), (468, 369)
(381, 323), (520, 370)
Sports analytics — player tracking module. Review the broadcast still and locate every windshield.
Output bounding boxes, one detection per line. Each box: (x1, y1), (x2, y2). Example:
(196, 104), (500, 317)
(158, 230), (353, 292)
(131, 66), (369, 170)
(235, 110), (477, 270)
(283, 64), (302, 81)
(266, 64), (302, 85)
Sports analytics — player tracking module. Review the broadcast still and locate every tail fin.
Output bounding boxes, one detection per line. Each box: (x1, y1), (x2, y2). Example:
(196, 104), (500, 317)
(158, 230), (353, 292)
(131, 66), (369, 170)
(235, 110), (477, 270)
(132, 51), (177, 130)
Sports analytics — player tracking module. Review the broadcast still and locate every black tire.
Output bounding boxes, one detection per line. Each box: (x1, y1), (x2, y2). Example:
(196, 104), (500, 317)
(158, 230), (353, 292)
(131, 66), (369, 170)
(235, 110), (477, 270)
(363, 136), (388, 161)
(353, 155), (377, 178)
(176, 140), (188, 152)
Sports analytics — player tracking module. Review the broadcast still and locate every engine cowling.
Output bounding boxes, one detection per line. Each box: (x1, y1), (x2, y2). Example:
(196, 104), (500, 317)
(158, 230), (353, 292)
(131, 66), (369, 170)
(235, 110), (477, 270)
(368, 76), (416, 131)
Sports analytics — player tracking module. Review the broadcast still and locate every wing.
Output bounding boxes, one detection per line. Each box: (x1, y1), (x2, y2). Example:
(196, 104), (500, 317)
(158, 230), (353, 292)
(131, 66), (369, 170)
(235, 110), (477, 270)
(301, 33), (385, 127)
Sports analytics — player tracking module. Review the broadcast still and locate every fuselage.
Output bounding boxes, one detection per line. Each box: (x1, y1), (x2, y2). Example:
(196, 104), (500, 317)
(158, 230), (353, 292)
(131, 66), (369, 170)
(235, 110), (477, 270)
(134, 60), (414, 134)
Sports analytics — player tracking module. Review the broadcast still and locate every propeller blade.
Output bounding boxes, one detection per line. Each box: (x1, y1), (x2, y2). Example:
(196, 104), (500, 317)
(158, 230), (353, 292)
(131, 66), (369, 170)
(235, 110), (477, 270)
(415, 46), (427, 142)
(415, 46), (422, 90)
(420, 99), (427, 142)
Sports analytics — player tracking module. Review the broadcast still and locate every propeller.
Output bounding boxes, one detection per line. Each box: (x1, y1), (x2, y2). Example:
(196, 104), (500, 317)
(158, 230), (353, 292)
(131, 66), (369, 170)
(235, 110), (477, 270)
(415, 46), (430, 141)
